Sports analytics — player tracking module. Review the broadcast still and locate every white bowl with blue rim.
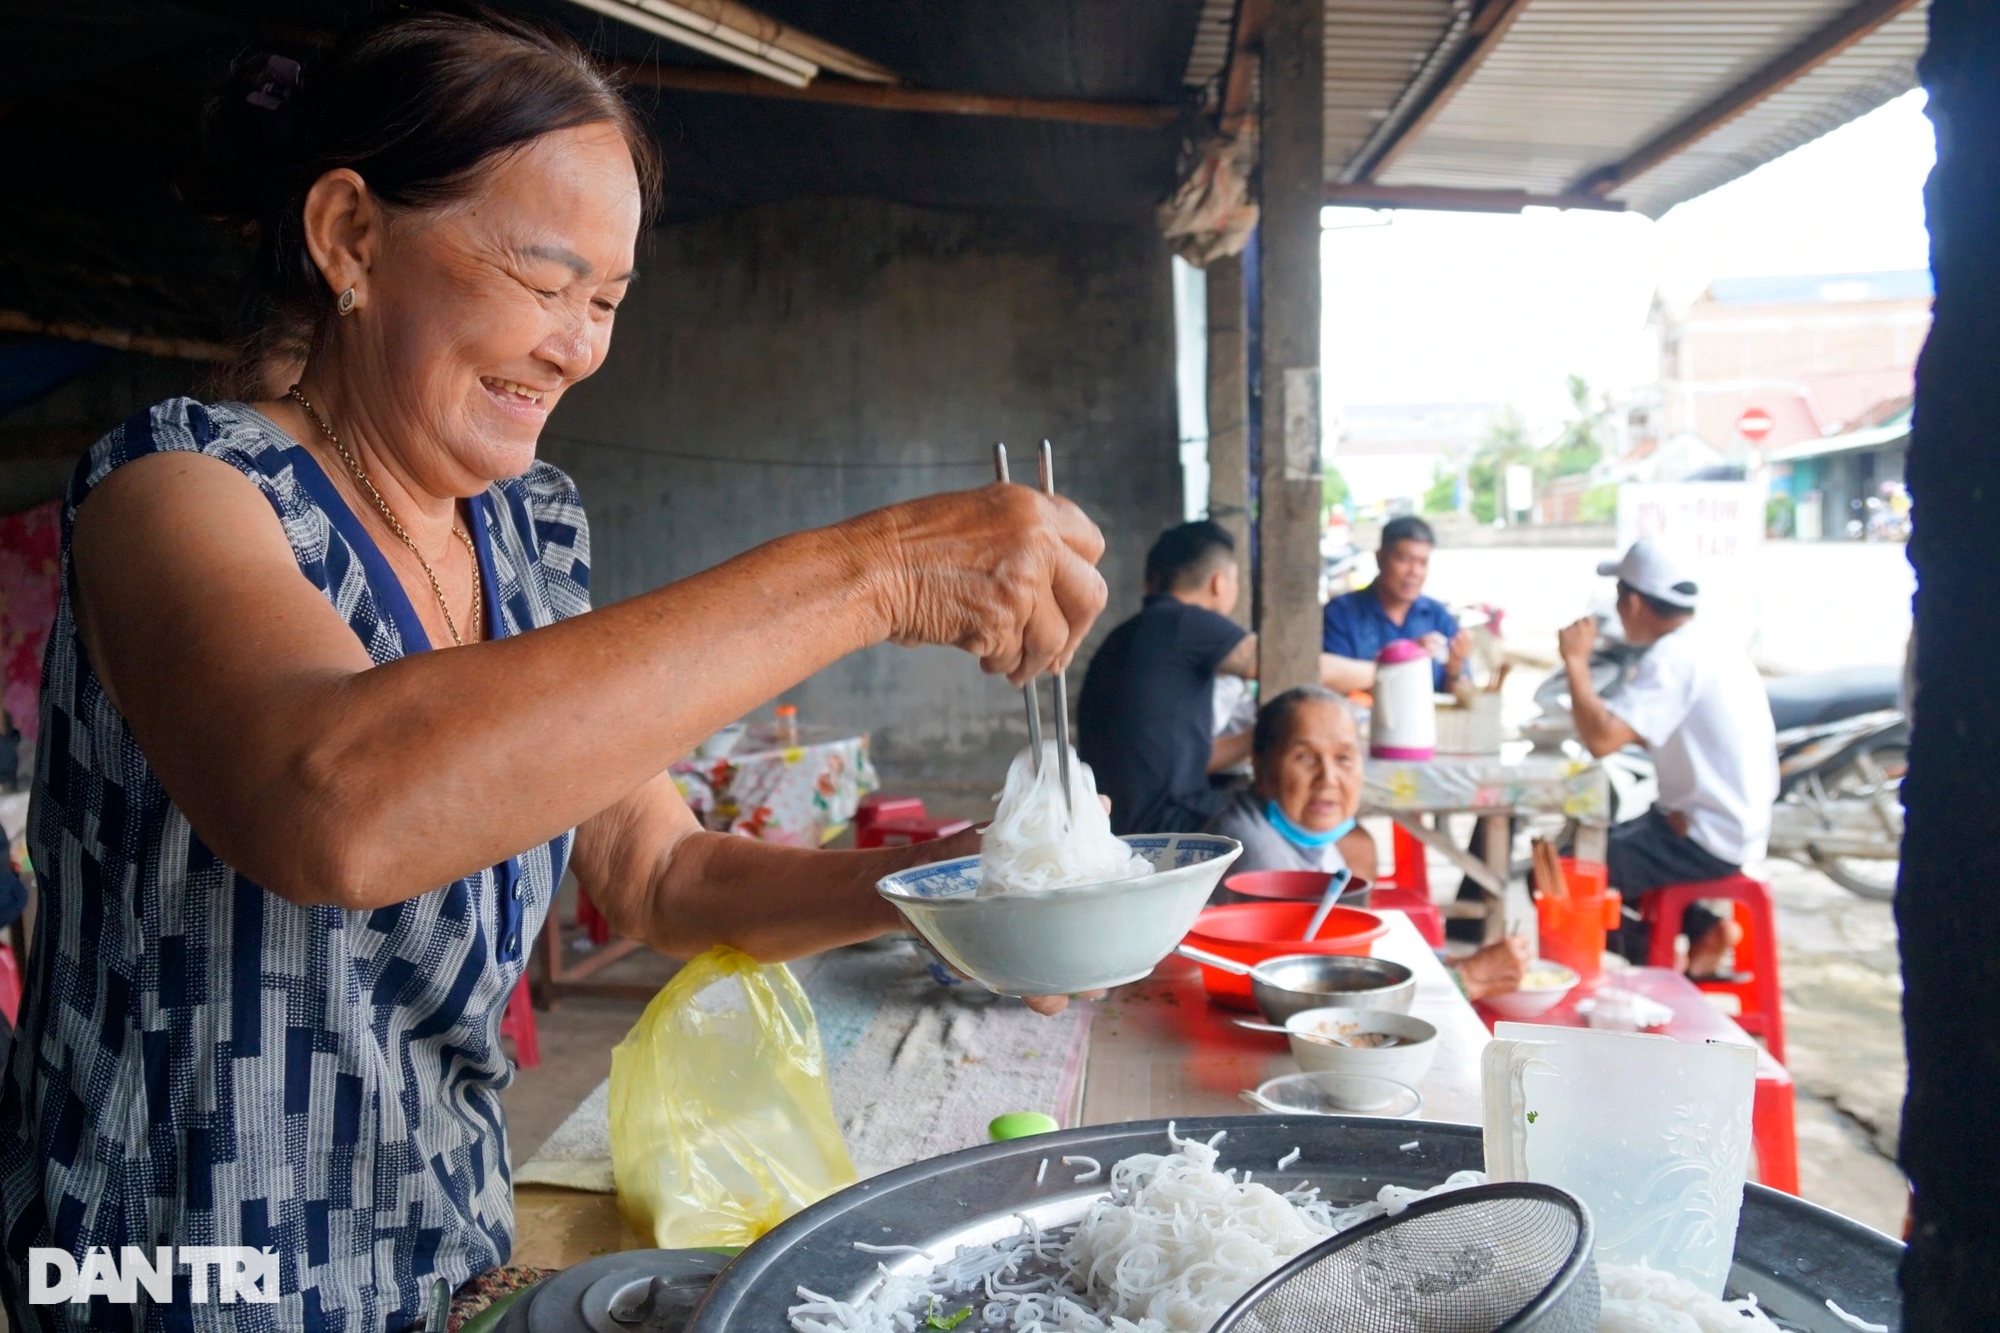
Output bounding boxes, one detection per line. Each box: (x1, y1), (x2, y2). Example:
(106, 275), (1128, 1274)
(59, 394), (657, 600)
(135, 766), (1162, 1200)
(875, 833), (1243, 997)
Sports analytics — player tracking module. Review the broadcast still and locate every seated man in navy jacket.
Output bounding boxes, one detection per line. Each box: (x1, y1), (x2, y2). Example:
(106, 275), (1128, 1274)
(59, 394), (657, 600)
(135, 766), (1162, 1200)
(1321, 515), (1471, 691)
(1078, 522), (1255, 835)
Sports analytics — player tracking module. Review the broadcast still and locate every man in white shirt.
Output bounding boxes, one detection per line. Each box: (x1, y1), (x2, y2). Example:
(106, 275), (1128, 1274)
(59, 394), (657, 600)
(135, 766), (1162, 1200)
(1557, 540), (1779, 975)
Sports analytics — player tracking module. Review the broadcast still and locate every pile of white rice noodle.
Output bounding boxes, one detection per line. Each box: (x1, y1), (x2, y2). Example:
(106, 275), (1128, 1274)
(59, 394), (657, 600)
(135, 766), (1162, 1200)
(788, 1125), (1786, 1333)
(979, 743), (1152, 895)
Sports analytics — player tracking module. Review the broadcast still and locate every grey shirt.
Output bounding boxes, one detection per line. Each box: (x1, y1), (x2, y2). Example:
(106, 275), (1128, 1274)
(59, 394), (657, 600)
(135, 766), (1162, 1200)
(1206, 790), (1350, 876)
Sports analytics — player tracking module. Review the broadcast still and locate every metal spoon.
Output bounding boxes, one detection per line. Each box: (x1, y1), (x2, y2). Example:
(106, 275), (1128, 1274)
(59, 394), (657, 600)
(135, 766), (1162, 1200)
(1229, 1016), (1393, 1048)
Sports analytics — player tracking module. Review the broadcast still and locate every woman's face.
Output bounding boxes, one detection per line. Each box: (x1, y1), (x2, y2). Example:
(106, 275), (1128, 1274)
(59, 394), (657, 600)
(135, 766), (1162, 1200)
(337, 121), (642, 488)
(1259, 700), (1364, 832)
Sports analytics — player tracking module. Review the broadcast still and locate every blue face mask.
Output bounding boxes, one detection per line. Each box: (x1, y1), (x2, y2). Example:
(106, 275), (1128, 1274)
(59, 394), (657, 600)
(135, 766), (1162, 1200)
(1266, 799), (1356, 849)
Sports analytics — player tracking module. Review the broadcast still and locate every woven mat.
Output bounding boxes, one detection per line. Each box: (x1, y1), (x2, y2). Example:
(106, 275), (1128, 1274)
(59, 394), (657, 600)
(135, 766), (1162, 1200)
(516, 941), (1091, 1190)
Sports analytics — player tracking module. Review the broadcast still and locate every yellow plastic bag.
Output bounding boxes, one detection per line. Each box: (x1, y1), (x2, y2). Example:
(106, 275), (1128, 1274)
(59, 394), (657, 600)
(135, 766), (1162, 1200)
(609, 946), (857, 1248)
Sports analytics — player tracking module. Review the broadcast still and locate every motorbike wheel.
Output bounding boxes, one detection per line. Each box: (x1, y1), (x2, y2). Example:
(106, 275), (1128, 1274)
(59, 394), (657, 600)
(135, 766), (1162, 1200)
(1806, 742), (1907, 902)
(1809, 850), (1900, 901)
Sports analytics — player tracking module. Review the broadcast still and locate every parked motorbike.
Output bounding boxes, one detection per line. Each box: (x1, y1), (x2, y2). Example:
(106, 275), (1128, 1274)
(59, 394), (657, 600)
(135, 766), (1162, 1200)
(1532, 636), (1906, 900)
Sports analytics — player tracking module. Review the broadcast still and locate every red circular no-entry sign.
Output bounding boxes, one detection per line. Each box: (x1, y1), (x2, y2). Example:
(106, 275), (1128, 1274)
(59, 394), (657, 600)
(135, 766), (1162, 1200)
(1737, 407), (1775, 443)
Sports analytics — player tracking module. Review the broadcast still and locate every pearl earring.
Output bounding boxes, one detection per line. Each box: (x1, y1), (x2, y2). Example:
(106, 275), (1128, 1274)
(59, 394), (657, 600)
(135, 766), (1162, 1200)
(337, 287), (357, 315)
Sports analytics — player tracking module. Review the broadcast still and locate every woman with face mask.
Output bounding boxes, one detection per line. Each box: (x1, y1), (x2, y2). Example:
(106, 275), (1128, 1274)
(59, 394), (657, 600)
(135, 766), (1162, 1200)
(1208, 687), (1529, 1003)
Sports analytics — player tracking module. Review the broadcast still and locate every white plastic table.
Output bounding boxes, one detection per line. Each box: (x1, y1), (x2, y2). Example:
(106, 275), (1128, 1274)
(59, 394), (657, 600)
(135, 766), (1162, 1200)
(1360, 750), (1611, 942)
(1077, 911), (1489, 1127)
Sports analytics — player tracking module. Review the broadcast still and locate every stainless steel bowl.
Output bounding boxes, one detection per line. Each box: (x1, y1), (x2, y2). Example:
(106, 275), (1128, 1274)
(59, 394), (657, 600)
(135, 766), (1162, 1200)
(1249, 954), (1416, 1023)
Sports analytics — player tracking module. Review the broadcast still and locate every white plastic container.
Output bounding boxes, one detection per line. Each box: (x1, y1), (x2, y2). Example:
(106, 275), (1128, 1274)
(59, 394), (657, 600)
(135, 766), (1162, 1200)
(1481, 1022), (1758, 1295)
(1370, 639), (1437, 760)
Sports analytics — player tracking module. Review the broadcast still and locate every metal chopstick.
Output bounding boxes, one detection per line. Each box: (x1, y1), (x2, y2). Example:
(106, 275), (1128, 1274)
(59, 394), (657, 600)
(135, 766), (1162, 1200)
(1039, 439), (1076, 815)
(993, 443), (1043, 775)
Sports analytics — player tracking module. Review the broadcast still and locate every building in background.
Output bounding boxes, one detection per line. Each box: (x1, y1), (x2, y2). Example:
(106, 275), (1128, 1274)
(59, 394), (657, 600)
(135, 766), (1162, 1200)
(1636, 270), (1930, 540)
(1331, 402), (1500, 516)
(1766, 399), (1912, 540)
(1649, 270), (1932, 455)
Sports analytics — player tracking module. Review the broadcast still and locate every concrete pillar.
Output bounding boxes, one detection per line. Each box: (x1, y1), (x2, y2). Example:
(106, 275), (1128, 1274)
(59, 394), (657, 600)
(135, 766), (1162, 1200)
(1255, 0), (1325, 696)
(1205, 253), (1252, 628)
(1902, 1), (2000, 1323)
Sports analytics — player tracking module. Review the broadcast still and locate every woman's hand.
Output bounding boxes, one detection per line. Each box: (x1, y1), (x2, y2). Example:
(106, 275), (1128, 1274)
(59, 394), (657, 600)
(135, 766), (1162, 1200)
(853, 484), (1107, 686)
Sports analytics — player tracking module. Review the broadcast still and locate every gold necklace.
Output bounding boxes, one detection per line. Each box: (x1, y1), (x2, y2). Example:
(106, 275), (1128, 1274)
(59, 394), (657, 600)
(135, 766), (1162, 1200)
(287, 384), (482, 647)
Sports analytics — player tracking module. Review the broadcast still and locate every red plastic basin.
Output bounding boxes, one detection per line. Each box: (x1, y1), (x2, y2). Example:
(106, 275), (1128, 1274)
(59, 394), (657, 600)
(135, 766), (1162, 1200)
(1183, 903), (1390, 1009)
(1222, 870), (1372, 906)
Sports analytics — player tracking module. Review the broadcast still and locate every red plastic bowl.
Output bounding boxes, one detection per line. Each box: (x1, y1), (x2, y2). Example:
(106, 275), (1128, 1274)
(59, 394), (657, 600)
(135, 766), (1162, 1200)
(1183, 903), (1390, 1009)
(1221, 870), (1372, 906)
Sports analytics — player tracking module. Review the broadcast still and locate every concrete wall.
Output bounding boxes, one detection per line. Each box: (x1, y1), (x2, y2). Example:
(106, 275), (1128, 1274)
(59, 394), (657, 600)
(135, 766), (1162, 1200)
(542, 197), (1182, 784)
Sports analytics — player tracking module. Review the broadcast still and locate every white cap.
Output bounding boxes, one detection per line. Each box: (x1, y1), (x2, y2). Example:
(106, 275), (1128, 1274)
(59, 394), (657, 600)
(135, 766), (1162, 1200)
(1596, 539), (1698, 609)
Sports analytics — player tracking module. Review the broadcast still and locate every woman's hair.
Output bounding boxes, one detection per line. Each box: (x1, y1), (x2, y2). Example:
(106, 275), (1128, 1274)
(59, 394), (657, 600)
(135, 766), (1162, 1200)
(186, 5), (663, 388)
(1252, 685), (1351, 767)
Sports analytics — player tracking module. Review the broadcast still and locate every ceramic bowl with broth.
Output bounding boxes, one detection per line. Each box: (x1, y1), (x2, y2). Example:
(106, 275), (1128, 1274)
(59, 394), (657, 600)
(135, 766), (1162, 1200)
(1283, 1007), (1440, 1085)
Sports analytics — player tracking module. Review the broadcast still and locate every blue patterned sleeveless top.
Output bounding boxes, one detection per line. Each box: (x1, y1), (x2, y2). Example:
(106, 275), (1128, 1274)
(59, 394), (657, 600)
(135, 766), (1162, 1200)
(0, 398), (591, 1331)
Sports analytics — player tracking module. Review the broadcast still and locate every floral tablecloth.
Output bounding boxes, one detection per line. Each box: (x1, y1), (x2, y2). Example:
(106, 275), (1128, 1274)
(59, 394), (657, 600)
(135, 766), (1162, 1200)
(1362, 752), (1609, 824)
(669, 728), (879, 847)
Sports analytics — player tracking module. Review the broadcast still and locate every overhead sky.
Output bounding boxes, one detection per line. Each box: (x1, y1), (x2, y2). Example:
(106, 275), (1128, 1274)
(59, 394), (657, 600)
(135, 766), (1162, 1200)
(1320, 89), (1938, 439)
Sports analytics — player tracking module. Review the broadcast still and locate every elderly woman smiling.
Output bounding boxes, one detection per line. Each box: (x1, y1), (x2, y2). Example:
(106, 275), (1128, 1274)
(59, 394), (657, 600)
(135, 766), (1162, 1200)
(0, 12), (1108, 1330)
(1208, 687), (1379, 880)
(1209, 688), (1530, 1002)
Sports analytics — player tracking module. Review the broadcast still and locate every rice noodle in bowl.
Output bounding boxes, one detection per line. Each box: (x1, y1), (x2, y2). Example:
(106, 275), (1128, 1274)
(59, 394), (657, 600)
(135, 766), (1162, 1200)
(980, 742), (1152, 895)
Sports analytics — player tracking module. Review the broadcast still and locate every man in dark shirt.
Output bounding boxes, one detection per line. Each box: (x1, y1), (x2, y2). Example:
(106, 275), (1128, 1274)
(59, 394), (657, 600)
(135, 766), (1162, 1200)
(1321, 515), (1472, 691)
(1077, 522), (1256, 834)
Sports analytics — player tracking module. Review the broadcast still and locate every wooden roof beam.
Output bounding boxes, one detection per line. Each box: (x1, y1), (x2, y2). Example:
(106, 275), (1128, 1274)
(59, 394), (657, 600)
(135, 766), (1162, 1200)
(0, 310), (232, 362)
(1574, 0), (1926, 197)
(1325, 184), (1626, 213)
(1218, 0), (1271, 137)
(623, 65), (1180, 129)
(1351, 0), (1534, 183)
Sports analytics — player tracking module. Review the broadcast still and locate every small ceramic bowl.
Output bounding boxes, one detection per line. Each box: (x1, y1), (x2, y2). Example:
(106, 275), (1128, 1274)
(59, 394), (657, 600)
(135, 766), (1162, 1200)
(1284, 1007), (1440, 1085)
(1481, 960), (1581, 1019)
(1243, 1070), (1423, 1118)
(876, 834), (1242, 996)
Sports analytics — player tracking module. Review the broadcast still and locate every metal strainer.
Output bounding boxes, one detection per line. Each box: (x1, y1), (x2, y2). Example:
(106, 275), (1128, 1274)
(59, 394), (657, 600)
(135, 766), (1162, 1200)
(1211, 1183), (1599, 1333)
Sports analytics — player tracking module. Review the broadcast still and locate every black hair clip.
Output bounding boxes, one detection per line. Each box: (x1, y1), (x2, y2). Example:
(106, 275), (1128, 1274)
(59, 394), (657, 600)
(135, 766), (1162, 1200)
(246, 54), (302, 111)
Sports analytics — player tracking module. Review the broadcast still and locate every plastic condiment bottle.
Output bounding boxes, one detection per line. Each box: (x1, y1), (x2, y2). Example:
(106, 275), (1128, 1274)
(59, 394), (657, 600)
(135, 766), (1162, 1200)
(773, 703), (800, 747)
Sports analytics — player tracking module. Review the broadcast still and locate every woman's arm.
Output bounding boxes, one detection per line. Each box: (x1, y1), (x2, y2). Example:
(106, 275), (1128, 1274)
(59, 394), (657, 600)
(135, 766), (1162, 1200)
(571, 769), (974, 961)
(72, 451), (1103, 909)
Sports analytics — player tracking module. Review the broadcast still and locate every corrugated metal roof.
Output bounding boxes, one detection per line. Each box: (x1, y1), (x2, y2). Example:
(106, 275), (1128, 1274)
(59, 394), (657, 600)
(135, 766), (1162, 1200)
(1607, 3), (1927, 216)
(1184, 0), (1237, 88)
(1181, 0), (1468, 173)
(1710, 269), (1933, 303)
(1374, 0), (1928, 217)
(1326, 0), (1467, 175)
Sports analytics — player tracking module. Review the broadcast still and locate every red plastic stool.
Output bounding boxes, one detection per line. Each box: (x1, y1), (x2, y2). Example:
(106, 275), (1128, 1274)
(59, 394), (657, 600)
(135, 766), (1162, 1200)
(0, 941), (20, 1026)
(499, 977), (540, 1069)
(575, 885), (613, 947)
(856, 793), (927, 837)
(1367, 886), (1445, 948)
(1753, 1048), (1799, 1194)
(1384, 823), (1430, 897)
(860, 815), (973, 849)
(1642, 873), (1786, 1066)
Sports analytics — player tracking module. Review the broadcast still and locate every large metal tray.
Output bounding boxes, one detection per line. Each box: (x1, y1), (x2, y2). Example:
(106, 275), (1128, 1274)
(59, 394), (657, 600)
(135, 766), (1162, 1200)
(685, 1116), (1903, 1333)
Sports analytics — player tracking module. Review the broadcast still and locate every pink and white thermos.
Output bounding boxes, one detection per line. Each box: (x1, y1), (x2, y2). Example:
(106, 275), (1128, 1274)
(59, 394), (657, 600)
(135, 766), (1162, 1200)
(1370, 639), (1437, 760)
